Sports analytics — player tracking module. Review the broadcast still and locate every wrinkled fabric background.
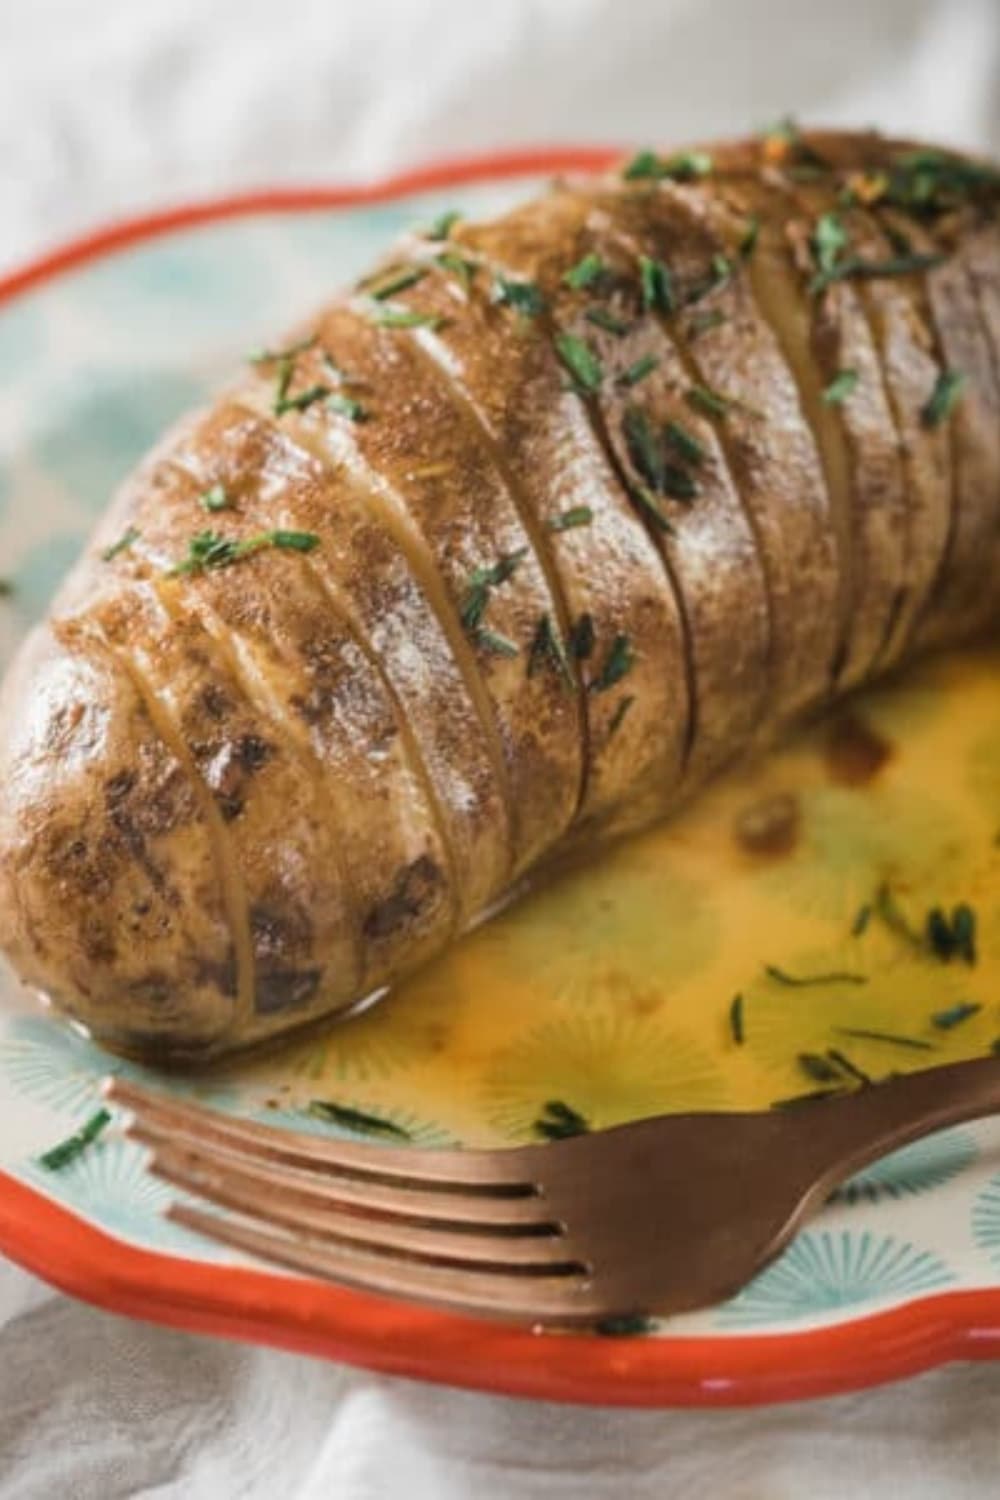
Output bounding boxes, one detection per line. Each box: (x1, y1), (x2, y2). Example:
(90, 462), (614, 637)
(1, 0), (999, 1494)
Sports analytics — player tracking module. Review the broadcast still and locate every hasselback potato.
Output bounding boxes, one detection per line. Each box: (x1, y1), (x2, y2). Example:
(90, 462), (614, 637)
(1, 129), (997, 1057)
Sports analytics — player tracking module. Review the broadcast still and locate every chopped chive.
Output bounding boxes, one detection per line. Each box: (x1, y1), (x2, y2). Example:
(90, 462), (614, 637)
(569, 612), (595, 659)
(665, 420), (707, 466)
(619, 353), (659, 387)
(623, 405), (665, 492)
(639, 255), (676, 314)
(851, 903), (872, 937)
(729, 993), (745, 1045)
(368, 266), (427, 300)
(826, 1048), (872, 1087)
(823, 369), (859, 405)
(685, 384), (730, 419)
(585, 306), (630, 336)
(327, 392), (367, 421)
(563, 252), (607, 290)
(590, 633), (633, 693)
(835, 1026), (936, 1052)
(623, 149), (713, 182)
(711, 253), (731, 284)
(248, 335), (316, 365)
(811, 212), (849, 279)
(739, 216), (761, 259)
(764, 964), (867, 987)
(435, 250), (477, 290)
(308, 1100), (410, 1138)
(931, 1002), (981, 1031)
(555, 332), (603, 393)
(798, 1052), (842, 1084)
(369, 307), (445, 330)
(607, 695), (635, 739)
(533, 1099), (589, 1140)
(926, 903), (977, 963)
(474, 627), (519, 658)
(810, 251), (945, 296)
(460, 548), (528, 631)
(425, 209), (461, 240)
(548, 506), (593, 532)
(39, 1108), (111, 1171)
(595, 1314), (655, 1336)
(922, 370), (965, 428)
(275, 383), (330, 416)
(527, 614), (573, 689)
(629, 482), (676, 534)
(168, 528), (319, 576)
(102, 526), (140, 562)
(199, 485), (231, 513)
(491, 276), (545, 316)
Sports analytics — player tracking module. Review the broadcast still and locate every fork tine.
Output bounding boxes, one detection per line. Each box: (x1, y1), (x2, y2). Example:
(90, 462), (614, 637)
(150, 1143), (578, 1271)
(105, 1077), (533, 1191)
(168, 1203), (599, 1325)
(126, 1119), (550, 1228)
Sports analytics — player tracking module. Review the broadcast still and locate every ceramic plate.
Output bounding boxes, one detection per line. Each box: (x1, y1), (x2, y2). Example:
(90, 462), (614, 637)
(1, 149), (999, 1408)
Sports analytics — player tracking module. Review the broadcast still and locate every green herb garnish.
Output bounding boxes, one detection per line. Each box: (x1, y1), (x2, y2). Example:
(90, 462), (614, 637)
(926, 903), (977, 963)
(563, 252), (608, 290)
(607, 695), (635, 739)
(811, 212), (849, 280)
(772, 1087), (847, 1110)
(199, 485), (231, 513)
(527, 614), (573, 689)
(369, 307), (445, 330)
(665, 420), (706, 466)
(39, 1108), (111, 1171)
(685, 384), (731, 419)
(533, 1099), (589, 1140)
(308, 1100), (410, 1138)
(823, 369), (859, 405)
(548, 506), (594, 532)
(275, 383), (330, 416)
(851, 902), (872, 937)
(590, 633), (633, 693)
(327, 392), (367, 421)
(595, 1314), (655, 1336)
(835, 1026), (935, 1052)
(826, 1048), (872, 1087)
(426, 209), (461, 240)
(729, 993), (745, 1045)
(639, 255), (676, 314)
(491, 276), (545, 317)
(623, 405), (699, 501)
(585, 306), (630, 336)
(922, 370), (965, 428)
(460, 549), (528, 631)
(555, 332), (603, 393)
(931, 1002), (981, 1031)
(569, 612), (596, 659)
(169, 528), (319, 576)
(474, 628), (520, 658)
(629, 483), (676, 534)
(764, 964), (867, 987)
(739, 216), (761, 259)
(435, 250), (477, 290)
(623, 149), (713, 181)
(620, 353), (659, 387)
(811, 251), (945, 296)
(798, 1052), (842, 1084)
(102, 527), (140, 562)
(368, 265), (428, 300)
(248, 335), (316, 365)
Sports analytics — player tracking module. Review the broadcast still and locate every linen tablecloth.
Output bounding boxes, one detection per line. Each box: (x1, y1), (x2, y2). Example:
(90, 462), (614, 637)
(1, 1), (998, 1494)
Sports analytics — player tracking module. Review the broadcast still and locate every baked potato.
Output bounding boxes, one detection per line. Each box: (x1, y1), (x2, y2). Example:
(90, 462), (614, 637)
(0, 128), (996, 1057)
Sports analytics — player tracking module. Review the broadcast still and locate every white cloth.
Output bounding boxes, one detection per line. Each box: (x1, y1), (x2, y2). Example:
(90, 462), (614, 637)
(1, 1), (999, 1495)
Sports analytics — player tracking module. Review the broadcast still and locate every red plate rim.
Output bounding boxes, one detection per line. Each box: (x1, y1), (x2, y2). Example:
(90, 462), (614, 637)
(2, 143), (1000, 1406)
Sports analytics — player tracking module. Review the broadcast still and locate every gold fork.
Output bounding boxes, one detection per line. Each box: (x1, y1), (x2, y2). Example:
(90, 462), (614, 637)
(106, 1057), (1000, 1327)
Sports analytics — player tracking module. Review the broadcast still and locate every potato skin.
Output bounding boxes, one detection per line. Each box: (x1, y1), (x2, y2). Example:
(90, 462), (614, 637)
(0, 129), (997, 1057)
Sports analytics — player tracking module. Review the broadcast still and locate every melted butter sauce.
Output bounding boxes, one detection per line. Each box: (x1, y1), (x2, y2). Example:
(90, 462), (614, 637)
(154, 642), (1000, 1146)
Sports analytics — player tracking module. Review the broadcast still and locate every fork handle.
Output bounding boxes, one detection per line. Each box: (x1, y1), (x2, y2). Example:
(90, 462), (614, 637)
(807, 1054), (1000, 1196)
